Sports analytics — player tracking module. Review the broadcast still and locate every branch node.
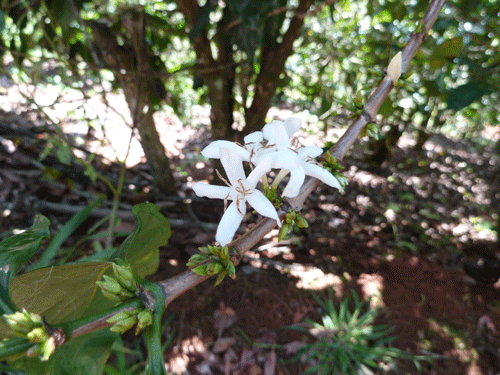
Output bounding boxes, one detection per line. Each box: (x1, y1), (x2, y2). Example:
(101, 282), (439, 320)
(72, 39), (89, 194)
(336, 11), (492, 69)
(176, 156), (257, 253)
(361, 111), (373, 123)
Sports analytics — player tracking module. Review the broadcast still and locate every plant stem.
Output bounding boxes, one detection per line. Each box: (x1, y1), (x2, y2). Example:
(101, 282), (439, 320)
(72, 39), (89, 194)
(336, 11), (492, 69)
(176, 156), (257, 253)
(59, 298), (143, 340)
(106, 162), (127, 249)
(0, 337), (32, 361)
(142, 280), (167, 375)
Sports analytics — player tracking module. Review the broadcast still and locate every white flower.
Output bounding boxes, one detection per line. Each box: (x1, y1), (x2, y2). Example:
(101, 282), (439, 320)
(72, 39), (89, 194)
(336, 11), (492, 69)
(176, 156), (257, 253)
(270, 146), (341, 198)
(201, 140), (251, 161)
(192, 149), (280, 246)
(262, 117), (302, 150)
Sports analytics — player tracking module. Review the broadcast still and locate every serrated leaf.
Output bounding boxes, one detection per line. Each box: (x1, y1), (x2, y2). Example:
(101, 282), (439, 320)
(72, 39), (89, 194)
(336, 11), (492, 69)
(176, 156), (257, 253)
(116, 203), (171, 278)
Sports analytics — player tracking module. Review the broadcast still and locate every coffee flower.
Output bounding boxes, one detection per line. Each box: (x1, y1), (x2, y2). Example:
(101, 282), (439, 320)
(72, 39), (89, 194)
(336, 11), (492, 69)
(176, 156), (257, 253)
(192, 148), (280, 246)
(270, 146), (342, 197)
(193, 116), (343, 245)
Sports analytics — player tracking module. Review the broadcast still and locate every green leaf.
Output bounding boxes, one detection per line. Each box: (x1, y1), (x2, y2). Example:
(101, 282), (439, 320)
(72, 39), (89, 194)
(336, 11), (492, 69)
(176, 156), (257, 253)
(431, 36), (463, 59)
(9, 262), (112, 326)
(446, 81), (490, 111)
(0, 215), (50, 315)
(192, 264), (209, 276)
(30, 199), (103, 271)
(189, 1), (216, 39)
(56, 142), (72, 165)
(0, 10), (5, 34)
(116, 203), (171, 278)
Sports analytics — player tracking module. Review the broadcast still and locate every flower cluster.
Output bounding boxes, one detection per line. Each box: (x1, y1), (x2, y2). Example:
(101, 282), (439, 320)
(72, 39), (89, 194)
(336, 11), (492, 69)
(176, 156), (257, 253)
(192, 117), (341, 246)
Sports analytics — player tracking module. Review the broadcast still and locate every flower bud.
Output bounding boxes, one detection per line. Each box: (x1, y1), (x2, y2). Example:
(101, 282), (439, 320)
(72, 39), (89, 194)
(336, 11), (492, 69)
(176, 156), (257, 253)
(136, 309), (153, 334)
(109, 317), (137, 334)
(106, 310), (137, 324)
(295, 215), (309, 228)
(4, 310), (34, 333)
(113, 263), (136, 292)
(40, 337), (56, 361)
(27, 327), (50, 343)
(99, 288), (124, 303)
(278, 223), (291, 241)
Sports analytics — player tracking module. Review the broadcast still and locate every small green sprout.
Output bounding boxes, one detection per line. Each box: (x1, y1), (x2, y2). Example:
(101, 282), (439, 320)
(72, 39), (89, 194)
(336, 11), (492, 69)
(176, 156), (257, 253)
(278, 210), (309, 241)
(322, 152), (348, 192)
(187, 245), (237, 286)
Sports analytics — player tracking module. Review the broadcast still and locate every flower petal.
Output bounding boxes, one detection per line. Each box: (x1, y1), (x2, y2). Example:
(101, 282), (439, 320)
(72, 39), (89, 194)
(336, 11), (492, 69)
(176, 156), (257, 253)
(220, 149), (245, 186)
(246, 190), (281, 226)
(245, 153), (272, 189)
(282, 168), (306, 198)
(298, 146), (323, 159)
(284, 117), (301, 137)
(244, 131), (263, 144)
(192, 183), (233, 200)
(202, 141), (250, 161)
(303, 163), (341, 190)
(216, 201), (244, 246)
(263, 120), (290, 150)
(270, 149), (301, 170)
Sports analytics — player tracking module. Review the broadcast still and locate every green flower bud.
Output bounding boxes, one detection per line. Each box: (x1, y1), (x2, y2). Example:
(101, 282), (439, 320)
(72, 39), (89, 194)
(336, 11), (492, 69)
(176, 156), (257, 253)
(118, 288), (135, 299)
(295, 215), (309, 228)
(27, 327), (49, 343)
(99, 288), (124, 303)
(353, 92), (364, 108)
(4, 311), (34, 333)
(40, 337), (56, 361)
(109, 317), (137, 334)
(98, 275), (123, 295)
(106, 310), (138, 324)
(136, 310), (153, 334)
(113, 263), (136, 292)
(278, 223), (291, 241)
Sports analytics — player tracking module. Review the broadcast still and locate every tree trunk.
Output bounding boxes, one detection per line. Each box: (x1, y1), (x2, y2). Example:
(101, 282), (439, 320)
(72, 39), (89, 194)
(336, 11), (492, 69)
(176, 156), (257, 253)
(88, 16), (176, 194)
(244, 0), (316, 136)
(175, 0), (316, 141)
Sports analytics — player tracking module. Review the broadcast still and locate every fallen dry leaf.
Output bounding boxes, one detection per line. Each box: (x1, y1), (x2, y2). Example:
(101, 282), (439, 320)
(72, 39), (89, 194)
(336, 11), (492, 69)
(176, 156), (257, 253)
(213, 301), (237, 337)
(213, 337), (236, 353)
